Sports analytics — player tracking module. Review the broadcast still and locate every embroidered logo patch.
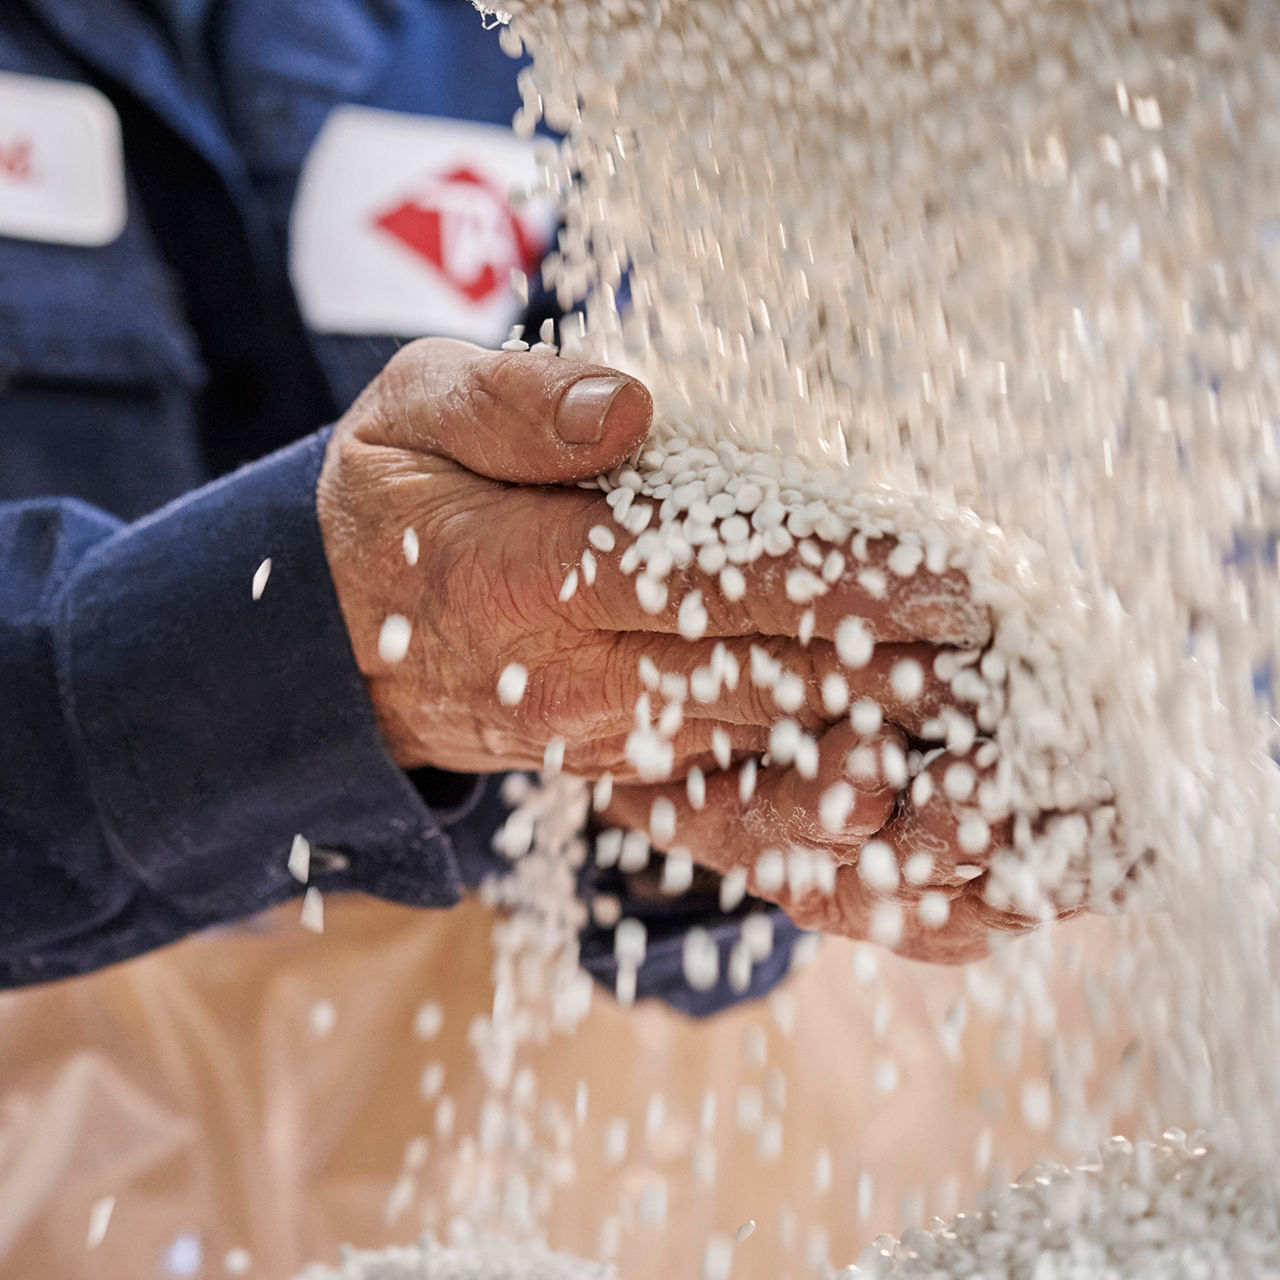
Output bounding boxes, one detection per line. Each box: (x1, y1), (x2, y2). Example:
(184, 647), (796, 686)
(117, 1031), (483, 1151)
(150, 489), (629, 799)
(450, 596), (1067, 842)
(0, 71), (126, 247)
(291, 107), (553, 345)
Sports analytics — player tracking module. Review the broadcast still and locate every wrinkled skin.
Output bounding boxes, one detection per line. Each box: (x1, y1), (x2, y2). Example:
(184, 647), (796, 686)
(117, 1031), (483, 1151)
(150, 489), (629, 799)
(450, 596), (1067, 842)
(319, 338), (1073, 964)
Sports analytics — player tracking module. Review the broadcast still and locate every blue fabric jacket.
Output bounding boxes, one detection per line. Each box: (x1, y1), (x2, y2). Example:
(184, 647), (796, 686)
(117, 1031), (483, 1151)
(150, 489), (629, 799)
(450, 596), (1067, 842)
(0, 0), (802, 1009)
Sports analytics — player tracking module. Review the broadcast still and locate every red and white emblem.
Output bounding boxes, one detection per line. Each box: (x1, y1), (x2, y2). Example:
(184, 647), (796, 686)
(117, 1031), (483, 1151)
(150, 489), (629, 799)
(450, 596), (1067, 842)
(374, 164), (541, 305)
(291, 106), (553, 345)
(0, 71), (126, 247)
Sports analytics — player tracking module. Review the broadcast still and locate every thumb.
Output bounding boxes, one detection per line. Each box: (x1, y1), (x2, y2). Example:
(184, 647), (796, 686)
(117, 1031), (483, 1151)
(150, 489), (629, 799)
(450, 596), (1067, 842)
(368, 336), (653, 485)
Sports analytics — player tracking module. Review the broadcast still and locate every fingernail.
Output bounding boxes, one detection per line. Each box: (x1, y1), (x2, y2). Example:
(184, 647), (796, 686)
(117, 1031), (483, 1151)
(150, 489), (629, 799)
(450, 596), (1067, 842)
(556, 376), (629, 444)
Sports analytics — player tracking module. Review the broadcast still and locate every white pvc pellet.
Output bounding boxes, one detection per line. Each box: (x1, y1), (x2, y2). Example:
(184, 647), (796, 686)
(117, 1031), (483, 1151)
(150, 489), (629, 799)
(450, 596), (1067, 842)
(720, 867), (749, 913)
(682, 927), (720, 991)
(413, 1000), (443, 1040)
(835, 617), (874, 668)
(754, 850), (785, 894)
(591, 895), (621, 928)
(889, 658), (925, 701)
(614, 917), (647, 966)
(660, 850), (694, 894)
(943, 762), (976, 801)
(850, 699), (883, 736)
(819, 781), (855, 832)
(678, 589), (709, 639)
(497, 663), (529, 706)
(702, 1236), (733, 1280)
(377, 614), (412, 664)
(822, 672), (850, 715)
(873, 1056), (900, 1096)
(542, 737), (565, 777)
(592, 771), (614, 811)
(918, 892), (951, 929)
(402, 528), (419, 566)
(957, 816), (992, 854)
(87, 1196), (114, 1249)
(858, 841), (899, 894)
(251, 557), (271, 601)
(869, 901), (904, 948)
(288, 833), (311, 883)
(686, 766), (706, 810)
(223, 1248), (251, 1276)
(719, 565), (746, 601)
(649, 796), (677, 843)
(299, 887), (324, 934)
(887, 541), (925, 577)
(419, 1063), (444, 1100)
(903, 852), (934, 884)
(772, 671), (806, 713)
(309, 999), (337, 1037)
(587, 524), (616, 553)
(636, 575), (668, 613)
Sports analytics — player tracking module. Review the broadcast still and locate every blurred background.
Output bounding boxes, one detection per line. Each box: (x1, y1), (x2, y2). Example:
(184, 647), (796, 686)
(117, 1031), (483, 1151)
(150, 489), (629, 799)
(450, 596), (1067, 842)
(0, 898), (1138, 1279)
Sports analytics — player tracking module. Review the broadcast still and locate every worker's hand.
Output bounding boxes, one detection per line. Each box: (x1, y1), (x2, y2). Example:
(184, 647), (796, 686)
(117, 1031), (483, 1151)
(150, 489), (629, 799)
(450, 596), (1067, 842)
(318, 338), (1026, 961)
(600, 735), (1081, 966)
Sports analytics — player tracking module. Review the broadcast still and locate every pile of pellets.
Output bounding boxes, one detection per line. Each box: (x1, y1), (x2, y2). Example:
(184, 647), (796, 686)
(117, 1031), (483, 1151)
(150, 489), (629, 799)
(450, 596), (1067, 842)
(298, 1234), (612, 1280)
(847, 1133), (1280, 1279)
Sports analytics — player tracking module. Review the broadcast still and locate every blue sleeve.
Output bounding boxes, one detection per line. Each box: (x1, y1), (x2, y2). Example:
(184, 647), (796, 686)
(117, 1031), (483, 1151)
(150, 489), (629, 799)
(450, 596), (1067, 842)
(0, 424), (799, 1009)
(0, 428), (476, 986)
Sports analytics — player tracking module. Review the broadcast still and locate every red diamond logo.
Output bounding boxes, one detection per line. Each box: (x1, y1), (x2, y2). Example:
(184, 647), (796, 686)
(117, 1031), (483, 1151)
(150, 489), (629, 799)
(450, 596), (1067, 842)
(373, 164), (540, 305)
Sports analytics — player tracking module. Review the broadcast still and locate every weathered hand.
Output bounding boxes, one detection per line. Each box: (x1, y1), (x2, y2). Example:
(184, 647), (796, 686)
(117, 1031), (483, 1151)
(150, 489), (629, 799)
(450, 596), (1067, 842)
(601, 729), (1074, 966)
(318, 338), (1045, 962)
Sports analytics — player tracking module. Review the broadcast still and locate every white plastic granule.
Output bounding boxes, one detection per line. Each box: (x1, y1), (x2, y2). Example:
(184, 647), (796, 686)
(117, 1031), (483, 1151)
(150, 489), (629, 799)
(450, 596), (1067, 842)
(309, 1000), (337, 1038)
(682, 926), (720, 991)
(856, 841), (899, 895)
(888, 659), (924, 703)
(849, 699), (883, 737)
(402, 528), (419, 567)
(86, 1195), (114, 1249)
(223, 1248), (251, 1276)
(413, 1001), (443, 1041)
(419, 1063), (445, 1100)
(497, 663), (528, 707)
(295, 1235), (614, 1280)
(541, 738), (565, 777)
(648, 797), (676, 844)
(701, 1235), (733, 1280)
(602, 1117), (628, 1166)
(834, 618), (874, 670)
(287, 833), (310, 884)
(299, 887), (324, 934)
(376, 614), (412, 664)
(660, 850), (693, 894)
(251, 557), (271, 601)
(821, 672), (849, 715)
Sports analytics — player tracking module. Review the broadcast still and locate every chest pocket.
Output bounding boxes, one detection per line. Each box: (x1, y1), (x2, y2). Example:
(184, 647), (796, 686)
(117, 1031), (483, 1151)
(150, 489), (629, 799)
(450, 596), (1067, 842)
(0, 230), (209, 522)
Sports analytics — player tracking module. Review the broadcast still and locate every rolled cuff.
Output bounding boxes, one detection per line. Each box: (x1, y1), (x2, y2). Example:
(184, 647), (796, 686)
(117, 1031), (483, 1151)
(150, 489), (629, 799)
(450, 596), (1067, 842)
(57, 429), (466, 925)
